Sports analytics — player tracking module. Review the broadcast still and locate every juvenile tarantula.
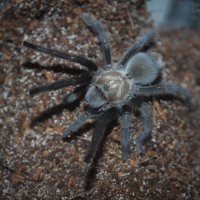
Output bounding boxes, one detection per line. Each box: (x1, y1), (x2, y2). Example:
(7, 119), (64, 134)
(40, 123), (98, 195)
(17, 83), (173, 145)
(23, 13), (193, 163)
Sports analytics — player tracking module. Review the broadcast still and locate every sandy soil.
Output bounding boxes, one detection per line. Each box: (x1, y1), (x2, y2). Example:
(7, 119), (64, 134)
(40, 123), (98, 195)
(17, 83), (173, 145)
(0, 0), (200, 199)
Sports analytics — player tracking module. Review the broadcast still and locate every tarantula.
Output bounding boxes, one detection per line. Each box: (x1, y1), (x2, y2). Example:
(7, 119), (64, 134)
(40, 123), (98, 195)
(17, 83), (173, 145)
(23, 13), (193, 163)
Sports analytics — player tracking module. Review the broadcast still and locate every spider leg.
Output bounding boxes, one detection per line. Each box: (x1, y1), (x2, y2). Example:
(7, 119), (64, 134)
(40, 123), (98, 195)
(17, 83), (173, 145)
(85, 108), (117, 163)
(119, 30), (155, 66)
(62, 85), (87, 104)
(136, 103), (152, 155)
(82, 13), (112, 67)
(119, 107), (132, 161)
(30, 73), (91, 96)
(23, 41), (98, 71)
(62, 112), (94, 138)
(136, 83), (194, 111)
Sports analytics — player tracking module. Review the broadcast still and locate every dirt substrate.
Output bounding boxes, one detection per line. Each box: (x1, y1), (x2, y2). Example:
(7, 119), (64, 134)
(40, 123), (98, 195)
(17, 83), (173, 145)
(0, 0), (200, 199)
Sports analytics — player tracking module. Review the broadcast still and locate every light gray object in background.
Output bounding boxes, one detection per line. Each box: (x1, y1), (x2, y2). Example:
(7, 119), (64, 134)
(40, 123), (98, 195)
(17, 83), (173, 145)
(146, 0), (200, 29)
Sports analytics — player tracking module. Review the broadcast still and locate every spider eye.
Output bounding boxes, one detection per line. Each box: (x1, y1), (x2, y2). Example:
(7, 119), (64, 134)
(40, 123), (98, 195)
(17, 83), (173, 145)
(103, 85), (109, 91)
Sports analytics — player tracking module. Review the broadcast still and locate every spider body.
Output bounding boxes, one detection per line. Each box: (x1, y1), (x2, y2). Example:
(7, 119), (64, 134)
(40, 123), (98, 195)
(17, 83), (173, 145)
(23, 13), (193, 163)
(85, 68), (131, 110)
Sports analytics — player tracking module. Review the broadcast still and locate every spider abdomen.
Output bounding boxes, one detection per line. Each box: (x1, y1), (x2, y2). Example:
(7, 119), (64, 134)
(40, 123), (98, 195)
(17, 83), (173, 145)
(125, 52), (159, 85)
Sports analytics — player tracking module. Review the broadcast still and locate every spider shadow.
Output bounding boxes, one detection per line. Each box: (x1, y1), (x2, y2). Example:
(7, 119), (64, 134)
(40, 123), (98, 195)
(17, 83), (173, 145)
(60, 115), (118, 190)
(153, 95), (191, 109)
(30, 101), (80, 128)
(25, 61), (88, 128)
(84, 118), (118, 191)
(30, 85), (87, 128)
(23, 62), (86, 75)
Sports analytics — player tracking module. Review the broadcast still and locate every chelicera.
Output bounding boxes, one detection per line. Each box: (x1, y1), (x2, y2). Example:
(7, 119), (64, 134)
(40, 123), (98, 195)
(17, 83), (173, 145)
(23, 13), (193, 163)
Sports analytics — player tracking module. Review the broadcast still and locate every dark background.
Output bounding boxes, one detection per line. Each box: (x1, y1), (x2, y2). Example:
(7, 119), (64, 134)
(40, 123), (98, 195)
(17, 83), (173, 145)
(0, 0), (200, 199)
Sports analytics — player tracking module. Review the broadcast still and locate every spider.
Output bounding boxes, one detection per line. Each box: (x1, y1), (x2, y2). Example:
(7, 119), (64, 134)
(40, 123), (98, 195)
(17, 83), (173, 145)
(23, 13), (193, 163)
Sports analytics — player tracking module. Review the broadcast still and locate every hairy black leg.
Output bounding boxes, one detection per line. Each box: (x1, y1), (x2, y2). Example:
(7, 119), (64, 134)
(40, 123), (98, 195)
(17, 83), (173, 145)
(136, 103), (152, 155)
(62, 112), (95, 138)
(82, 13), (112, 67)
(85, 108), (117, 163)
(119, 31), (155, 66)
(62, 85), (87, 104)
(136, 83), (194, 111)
(23, 41), (98, 71)
(119, 108), (132, 161)
(30, 73), (91, 96)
